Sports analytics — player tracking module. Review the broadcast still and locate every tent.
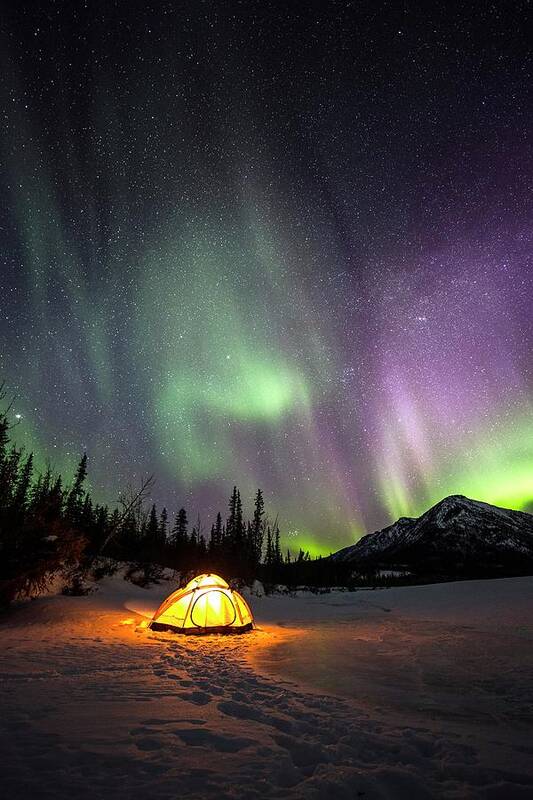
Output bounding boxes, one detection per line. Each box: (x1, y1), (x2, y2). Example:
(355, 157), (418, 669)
(148, 573), (254, 634)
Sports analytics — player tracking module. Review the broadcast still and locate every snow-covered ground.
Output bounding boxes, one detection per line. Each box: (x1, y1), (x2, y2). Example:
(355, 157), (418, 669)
(1, 576), (532, 799)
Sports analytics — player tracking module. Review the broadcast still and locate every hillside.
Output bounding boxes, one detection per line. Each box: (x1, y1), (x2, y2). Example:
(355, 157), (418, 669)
(332, 495), (533, 577)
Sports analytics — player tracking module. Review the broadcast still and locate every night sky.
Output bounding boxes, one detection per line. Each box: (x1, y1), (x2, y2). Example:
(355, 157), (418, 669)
(1, 2), (532, 554)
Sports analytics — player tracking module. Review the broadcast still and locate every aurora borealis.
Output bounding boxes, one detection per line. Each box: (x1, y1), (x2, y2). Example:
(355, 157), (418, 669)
(1, 3), (532, 554)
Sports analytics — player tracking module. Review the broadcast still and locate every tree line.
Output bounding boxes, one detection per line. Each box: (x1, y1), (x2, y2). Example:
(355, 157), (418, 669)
(0, 396), (347, 607)
(109, 482), (288, 585)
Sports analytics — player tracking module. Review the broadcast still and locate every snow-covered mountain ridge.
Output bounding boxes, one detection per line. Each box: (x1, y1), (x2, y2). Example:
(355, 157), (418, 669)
(331, 495), (533, 574)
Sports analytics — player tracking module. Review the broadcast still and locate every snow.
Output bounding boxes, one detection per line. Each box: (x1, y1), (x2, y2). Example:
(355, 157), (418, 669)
(1, 576), (533, 799)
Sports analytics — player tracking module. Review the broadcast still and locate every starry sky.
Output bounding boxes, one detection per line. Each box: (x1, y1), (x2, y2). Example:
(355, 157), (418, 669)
(1, 2), (532, 554)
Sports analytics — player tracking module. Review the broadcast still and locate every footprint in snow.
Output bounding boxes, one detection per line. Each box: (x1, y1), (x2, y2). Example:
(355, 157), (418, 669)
(180, 690), (212, 705)
(134, 736), (164, 751)
(217, 699), (293, 733)
(174, 728), (256, 752)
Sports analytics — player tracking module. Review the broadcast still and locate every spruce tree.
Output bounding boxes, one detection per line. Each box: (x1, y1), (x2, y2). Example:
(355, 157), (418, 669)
(274, 523), (282, 565)
(159, 507), (168, 541)
(215, 511), (223, 547)
(0, 445), (22, 508)
(235, 490), (244, 542)
(198, 534), (207, 560)
(66, 454), (88, 523)
(210, 511), (223, 552)
(13, 453), (33, 516)
(265, 525), (273, 566)
(227, 486), (238, 541)
(146, 503), (160, 545)
(0, 413), (9, 466)
(92, 505), (109, 553)
(171, 508), (188, 549)
(251, 489), (264, 565)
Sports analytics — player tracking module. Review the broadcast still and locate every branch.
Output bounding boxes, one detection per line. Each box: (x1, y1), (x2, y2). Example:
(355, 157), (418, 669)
(99, 475), (155, 554)
(0, 381), (20, 427)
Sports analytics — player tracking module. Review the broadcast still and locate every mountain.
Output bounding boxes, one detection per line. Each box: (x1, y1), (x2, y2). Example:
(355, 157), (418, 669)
(331, 495), (533, 578)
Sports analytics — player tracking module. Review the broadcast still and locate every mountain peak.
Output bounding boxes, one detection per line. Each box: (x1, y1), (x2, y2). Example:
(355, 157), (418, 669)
(331, 495), (533, 577)
(434, 494), (470, 505)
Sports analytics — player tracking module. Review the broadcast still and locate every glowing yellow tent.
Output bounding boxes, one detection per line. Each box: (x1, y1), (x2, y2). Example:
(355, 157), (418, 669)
(149, 574), (254, 634)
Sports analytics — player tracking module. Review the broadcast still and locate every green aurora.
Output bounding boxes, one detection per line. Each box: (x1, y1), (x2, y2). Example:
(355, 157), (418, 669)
(2, 5), (533, 555)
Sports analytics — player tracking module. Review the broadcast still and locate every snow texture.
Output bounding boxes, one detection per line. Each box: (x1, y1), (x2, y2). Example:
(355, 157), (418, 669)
(1, 574), (532, 799)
